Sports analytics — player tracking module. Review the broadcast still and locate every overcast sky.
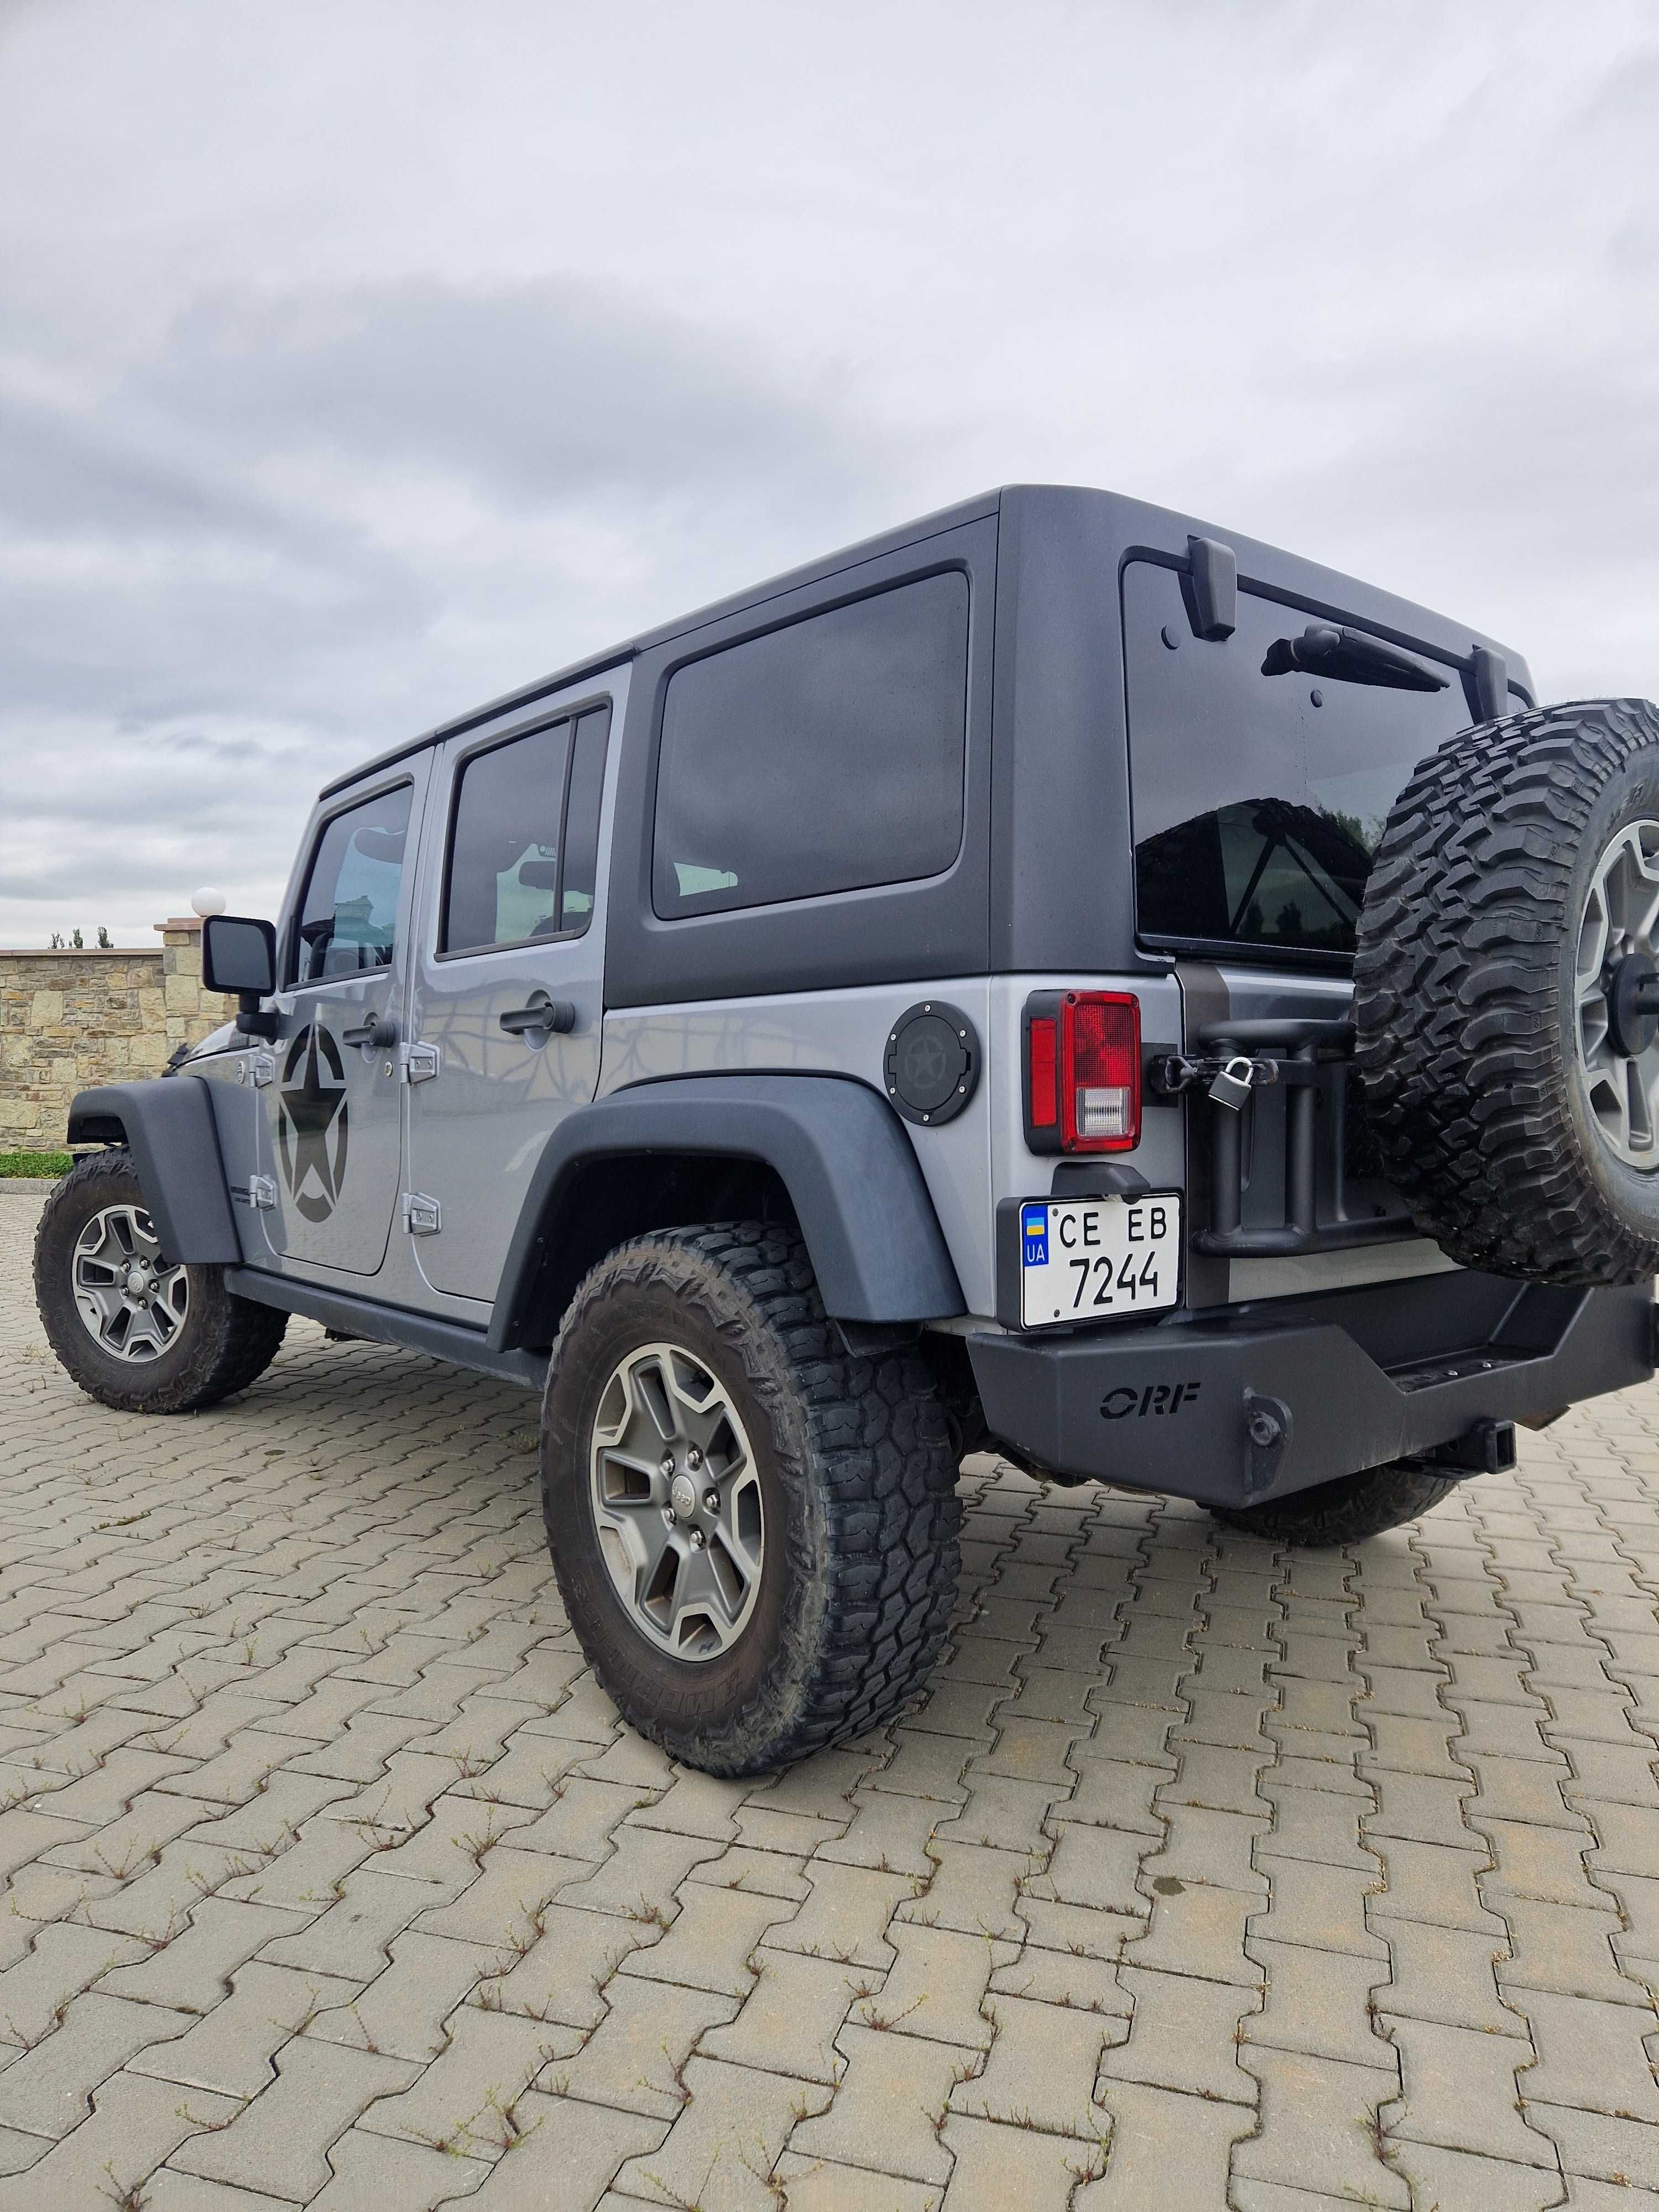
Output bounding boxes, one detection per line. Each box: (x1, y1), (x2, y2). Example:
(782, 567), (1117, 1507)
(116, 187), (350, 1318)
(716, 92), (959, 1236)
(2, 0), (1656, 944)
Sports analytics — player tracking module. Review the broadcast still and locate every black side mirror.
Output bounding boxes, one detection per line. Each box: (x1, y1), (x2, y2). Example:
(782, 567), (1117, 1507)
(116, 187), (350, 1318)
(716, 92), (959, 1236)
(202, 915), (279, 1039)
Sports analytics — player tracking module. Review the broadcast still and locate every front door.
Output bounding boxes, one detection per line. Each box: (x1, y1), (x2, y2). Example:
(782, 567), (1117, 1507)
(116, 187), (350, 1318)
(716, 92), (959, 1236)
(406, 700), (612, 1302)
(261, 768), (426, 1275)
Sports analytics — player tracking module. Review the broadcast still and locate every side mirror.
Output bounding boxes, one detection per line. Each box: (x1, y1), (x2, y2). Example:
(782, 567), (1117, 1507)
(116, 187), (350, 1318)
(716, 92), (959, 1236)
(202, 915), (279, 1039)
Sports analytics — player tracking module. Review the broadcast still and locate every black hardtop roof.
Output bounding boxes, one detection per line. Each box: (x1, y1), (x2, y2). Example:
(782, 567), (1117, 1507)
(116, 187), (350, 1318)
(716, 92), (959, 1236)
(319, 483), (1530, 801)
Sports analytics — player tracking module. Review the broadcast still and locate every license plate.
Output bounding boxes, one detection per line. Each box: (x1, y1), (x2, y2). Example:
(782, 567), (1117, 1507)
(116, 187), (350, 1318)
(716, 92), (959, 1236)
(1019, 1192), (1182, 1328)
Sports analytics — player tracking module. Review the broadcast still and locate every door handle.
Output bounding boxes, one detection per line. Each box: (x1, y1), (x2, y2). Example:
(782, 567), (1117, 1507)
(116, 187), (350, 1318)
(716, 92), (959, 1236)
(342, 1014), (398, 1049)
(500, 995), (576, 1042)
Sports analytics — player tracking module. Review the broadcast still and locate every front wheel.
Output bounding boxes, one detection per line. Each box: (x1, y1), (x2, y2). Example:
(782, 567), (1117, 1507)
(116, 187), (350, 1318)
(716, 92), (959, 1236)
(540, 1223), (962, 1776)
(33, 1151), (288, 1413)
(1208, 1457), (1462, 1546)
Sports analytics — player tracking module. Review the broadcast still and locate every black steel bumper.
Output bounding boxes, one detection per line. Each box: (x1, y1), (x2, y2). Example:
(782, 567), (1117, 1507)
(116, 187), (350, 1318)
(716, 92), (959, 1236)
(964, 1270), (1655, 1508)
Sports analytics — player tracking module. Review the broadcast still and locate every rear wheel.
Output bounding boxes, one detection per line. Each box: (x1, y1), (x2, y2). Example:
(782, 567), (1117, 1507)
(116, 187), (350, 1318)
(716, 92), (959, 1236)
(34, 1151), (287, 1413)
(1209, 1457), (1460, 1546)
(540, 1223), (961, 1776)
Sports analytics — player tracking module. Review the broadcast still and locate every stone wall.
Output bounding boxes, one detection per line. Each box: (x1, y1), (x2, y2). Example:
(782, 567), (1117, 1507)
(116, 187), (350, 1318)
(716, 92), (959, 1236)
(0, 918), (234, 1151)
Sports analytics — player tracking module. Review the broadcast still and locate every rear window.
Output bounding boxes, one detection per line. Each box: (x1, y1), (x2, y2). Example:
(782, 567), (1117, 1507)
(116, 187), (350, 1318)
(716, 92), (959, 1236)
(1124, 561), (1472, 957)
(652, 571), (969, 917)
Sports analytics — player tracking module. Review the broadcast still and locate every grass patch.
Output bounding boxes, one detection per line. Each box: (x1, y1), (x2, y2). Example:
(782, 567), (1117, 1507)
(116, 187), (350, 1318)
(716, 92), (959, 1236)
(0, 1150), (72, 1179)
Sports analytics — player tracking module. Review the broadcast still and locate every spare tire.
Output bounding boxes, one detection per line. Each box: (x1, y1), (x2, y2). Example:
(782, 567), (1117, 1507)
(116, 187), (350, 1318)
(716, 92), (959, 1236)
(1355, 696), (1659, 1286)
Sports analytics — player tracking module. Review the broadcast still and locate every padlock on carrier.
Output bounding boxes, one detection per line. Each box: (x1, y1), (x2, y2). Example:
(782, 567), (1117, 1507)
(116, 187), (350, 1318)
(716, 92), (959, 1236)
(1207, 1055), (1258, 1112)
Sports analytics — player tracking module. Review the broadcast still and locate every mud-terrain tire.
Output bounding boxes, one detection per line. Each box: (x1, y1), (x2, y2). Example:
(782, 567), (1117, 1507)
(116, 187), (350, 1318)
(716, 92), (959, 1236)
(540, 1222), (962, 1776)
(1210, 1458), (1460, 1545)
(1355, 696), (1659, 1284)
(34, 1150), (287, 1413)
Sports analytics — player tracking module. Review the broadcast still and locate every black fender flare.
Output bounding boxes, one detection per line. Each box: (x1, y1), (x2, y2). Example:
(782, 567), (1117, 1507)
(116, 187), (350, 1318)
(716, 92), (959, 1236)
(66, 1078), (241, 1265)
(487, 1073), (966, 1350)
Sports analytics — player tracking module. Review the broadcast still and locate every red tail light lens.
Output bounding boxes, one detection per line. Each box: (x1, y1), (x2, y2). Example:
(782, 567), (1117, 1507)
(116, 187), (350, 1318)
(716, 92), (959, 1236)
(1027, 1018), (1058, 1129)
(1024, 990), (1141, 1154)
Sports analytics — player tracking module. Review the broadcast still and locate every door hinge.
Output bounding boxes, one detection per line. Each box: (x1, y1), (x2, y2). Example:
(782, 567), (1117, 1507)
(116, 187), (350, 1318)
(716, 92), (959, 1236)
(237, 1052), (275, 1088)
(402, 1191), (442, 1235)
(232, 1174), (277, 1211)
(401, 1042), (441, 1084)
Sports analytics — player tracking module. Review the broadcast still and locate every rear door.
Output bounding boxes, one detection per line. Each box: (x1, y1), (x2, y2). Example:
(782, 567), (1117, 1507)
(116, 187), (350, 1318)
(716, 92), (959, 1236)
(404, 692), (615, 1303)
(260, 765), (427, 1275)
(1123, 559), (1476, 1298)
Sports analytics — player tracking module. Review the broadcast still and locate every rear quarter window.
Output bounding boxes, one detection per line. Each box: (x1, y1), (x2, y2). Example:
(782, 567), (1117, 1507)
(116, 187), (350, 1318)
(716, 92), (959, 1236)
(651, 571), (969, 917)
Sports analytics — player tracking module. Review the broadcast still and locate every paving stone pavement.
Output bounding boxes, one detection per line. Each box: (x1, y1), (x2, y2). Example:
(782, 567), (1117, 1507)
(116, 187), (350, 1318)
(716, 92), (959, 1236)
(2, 1187), (1658, 2209)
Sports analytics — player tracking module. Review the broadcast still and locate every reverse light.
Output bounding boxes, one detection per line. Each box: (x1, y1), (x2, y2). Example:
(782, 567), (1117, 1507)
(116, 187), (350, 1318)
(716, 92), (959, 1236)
(1024, 990), (1141, 1154)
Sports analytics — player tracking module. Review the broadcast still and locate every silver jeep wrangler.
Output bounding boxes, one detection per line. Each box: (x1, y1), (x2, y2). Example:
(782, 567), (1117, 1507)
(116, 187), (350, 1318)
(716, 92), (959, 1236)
(36, 485), (1659, 1773)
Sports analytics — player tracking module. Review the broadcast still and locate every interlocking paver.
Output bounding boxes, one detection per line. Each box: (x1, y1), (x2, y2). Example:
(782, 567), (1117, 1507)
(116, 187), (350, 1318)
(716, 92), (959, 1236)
(471, 1902), (657, 2031)
(1496, 1896), (1640, 2006)
(950, 1989), (1114, 2137)
(1074, 2080), (1246, 2209)
(613, 2053), (832, 2209)
(311, 1932), (513, 2061)
(169, 2034), (419, 2197)
(132, 1959), (362, 2096)
(1374, 1919), (1524, 2034)
(766, 1860), (914, 1969)
(1385, 2017), (1555, 2167)
(894, 1838), (1026, 1943)
(1245, 1936), (1394, 2068)
(359, 2000), (578, 2147)
(791, 2022), (966, 2185)
(1098, 1963), (1259, 2099)
(1233, 2045), (1407, 2208)
(98, 1895), (302, 2012)
(621, 1878), (795, 1996)
(855, 1921), (1016, 2049)
(259, 1866), (439, 1983)
(554, 1821), (723, 1916)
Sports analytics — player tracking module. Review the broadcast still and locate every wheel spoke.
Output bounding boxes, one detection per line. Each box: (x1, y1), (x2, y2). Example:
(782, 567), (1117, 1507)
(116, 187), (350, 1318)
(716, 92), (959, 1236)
(1629, 1057), (1656, 1155)
(1577, 879), (1610, 993)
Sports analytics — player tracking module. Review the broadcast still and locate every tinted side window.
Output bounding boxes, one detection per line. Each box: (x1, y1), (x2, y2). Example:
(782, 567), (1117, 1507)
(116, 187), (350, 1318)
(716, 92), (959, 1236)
(441, 703), (611, 955)
(1125, 562), (1471, 956)
(652, 572), (969, 918)
(444, 721), (572, 955)
(294, 784), (412, 983)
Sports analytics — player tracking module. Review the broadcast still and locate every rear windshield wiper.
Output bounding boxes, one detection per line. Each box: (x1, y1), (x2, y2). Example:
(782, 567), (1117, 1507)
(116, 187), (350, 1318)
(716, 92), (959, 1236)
(1261, 623), (1449, 693)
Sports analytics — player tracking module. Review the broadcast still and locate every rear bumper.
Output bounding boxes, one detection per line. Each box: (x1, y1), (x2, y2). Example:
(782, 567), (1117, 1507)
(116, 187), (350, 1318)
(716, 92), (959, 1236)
(964, 1270), (1655, 1507)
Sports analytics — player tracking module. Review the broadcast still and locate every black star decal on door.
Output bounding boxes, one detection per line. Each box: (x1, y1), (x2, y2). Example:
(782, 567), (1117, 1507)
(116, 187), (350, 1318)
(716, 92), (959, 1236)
(277, 1023), (349, 1223)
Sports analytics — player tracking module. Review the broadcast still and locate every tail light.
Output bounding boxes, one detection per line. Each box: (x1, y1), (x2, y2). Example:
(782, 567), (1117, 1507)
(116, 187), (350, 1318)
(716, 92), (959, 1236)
(1024, 990), (1141, 1154)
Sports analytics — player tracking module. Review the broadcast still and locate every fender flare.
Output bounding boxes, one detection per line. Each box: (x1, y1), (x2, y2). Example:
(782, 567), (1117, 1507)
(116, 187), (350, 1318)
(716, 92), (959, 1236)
(66, 1078), (241, 1265)
(487, 1073), (966, 1350)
